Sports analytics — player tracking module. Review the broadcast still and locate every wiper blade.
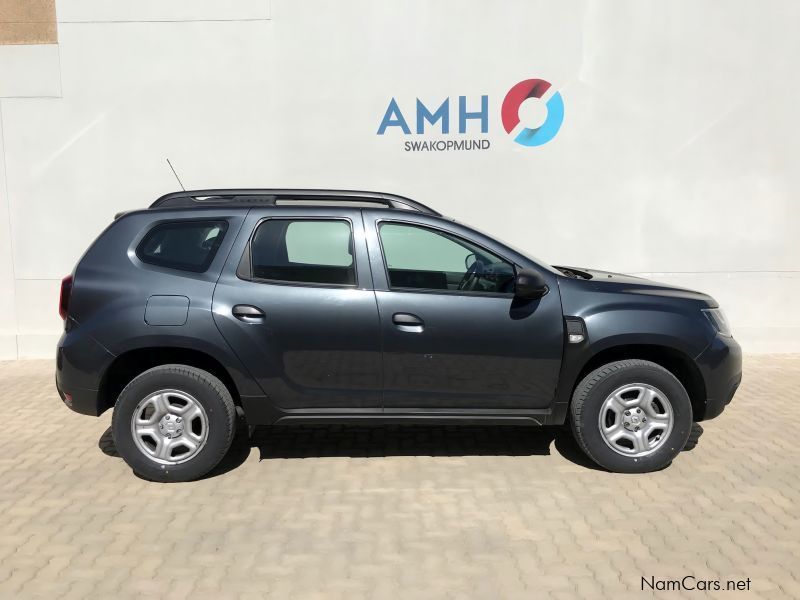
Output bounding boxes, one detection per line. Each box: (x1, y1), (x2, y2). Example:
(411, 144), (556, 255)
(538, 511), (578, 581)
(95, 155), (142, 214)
(554, 266), (593, 280)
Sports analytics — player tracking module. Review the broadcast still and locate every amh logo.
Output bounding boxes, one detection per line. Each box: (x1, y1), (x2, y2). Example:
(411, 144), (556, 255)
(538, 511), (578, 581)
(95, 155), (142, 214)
(501, 79), (564, 147)
(377, 78), (564, 151)
(377, 96), (489, 135)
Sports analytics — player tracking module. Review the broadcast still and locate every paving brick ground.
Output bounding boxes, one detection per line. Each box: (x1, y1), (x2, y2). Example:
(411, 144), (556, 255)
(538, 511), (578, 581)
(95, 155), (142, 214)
(0, 356), (798, 599)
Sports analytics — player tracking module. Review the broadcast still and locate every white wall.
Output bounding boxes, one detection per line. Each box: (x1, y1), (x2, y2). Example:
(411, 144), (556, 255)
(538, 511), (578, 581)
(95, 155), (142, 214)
(0, 0), (798, 358)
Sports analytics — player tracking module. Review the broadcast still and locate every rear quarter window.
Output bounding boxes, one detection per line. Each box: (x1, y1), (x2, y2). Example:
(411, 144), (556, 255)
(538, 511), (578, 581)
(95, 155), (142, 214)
(136, 220), (228, 272)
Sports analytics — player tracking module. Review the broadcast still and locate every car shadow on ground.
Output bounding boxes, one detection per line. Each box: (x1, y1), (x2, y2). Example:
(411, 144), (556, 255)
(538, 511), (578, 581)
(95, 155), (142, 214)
(98, 421), (705, 480)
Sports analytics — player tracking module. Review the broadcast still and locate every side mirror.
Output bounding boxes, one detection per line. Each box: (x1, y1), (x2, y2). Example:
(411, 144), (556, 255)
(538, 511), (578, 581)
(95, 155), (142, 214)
(515, 269), (548, 299)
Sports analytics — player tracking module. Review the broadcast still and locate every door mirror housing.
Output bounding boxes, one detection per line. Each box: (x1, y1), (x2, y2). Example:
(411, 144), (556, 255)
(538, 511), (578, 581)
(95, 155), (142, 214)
(515, 269), (548, 299)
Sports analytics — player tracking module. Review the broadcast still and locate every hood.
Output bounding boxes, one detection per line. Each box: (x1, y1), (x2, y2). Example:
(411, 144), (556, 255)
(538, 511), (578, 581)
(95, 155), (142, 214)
(554, 266), (718, 307)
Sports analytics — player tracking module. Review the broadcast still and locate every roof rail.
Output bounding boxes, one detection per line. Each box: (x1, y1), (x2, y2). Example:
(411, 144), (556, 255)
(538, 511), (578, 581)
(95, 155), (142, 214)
(149, 189), (441, 216)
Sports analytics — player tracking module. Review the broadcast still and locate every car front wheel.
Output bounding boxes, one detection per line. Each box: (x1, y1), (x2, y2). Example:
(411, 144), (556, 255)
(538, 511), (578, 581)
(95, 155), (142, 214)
(570, 359), (693, 473)
(111, 365), (236, 482)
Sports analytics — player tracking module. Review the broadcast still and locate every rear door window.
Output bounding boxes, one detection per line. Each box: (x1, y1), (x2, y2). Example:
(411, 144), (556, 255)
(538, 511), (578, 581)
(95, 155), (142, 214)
(249, 219), (355, 286)
(136, 220), (228, 272)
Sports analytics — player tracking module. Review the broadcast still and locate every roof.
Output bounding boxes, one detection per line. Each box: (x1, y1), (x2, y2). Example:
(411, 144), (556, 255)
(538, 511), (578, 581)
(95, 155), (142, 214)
(149, 189), (441, 216)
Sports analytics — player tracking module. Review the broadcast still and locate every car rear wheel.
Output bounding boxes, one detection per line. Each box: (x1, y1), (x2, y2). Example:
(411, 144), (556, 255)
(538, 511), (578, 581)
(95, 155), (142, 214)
(570, 359), (693, 473)
(111, 365), (236, 482)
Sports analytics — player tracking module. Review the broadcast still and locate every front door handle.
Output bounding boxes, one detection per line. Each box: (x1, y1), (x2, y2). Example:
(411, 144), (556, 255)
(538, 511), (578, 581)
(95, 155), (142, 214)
(233, 304), (265, 323)
(392, 312), (424, 332)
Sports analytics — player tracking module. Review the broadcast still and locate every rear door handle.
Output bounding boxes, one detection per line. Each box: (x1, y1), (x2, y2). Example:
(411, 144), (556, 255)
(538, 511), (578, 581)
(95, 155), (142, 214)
(233, 304), (265, 323)
(392, 312), (424, 332)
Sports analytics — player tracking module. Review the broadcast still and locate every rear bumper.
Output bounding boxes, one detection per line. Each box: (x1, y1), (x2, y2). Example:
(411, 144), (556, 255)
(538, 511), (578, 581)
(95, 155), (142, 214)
(56, 325), (115, 416)
(695, 334), (742, 421)
(55, 377), (105, 416)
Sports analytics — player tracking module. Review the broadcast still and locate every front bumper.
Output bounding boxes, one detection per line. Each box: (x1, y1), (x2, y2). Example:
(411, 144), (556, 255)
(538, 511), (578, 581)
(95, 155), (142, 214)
(694, 333), (742, 421)
(56, 325), (116, 416)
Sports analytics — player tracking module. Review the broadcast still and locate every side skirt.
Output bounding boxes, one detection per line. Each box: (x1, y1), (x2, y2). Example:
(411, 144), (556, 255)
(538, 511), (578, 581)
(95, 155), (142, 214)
(240, 401), (555, 426)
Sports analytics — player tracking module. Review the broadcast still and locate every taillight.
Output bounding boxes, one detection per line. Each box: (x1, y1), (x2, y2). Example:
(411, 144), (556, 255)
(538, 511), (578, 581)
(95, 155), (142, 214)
(59, 275), (73, 320)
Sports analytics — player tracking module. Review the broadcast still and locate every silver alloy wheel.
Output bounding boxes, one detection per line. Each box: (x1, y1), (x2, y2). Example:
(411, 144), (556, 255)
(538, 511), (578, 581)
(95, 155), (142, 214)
(130, 389), (209, 465)
(598, 383), (674, 457)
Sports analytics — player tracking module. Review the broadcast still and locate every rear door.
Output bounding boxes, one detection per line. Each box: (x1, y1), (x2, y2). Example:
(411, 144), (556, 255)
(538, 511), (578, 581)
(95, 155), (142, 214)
(363, 210), (564, 410)
(212, 208), (382, 410)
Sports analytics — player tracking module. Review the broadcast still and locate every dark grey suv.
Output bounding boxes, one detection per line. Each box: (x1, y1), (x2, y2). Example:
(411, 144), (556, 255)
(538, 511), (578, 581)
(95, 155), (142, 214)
(56, 189), (742, 481)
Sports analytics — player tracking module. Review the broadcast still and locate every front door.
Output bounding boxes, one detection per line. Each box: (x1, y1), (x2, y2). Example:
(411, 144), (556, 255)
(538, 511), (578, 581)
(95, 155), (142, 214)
(364, 213), (563, 409)
(213, 209), (382, 410)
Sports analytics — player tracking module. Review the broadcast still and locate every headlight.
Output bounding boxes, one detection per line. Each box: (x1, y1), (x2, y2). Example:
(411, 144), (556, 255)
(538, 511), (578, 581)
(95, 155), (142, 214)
(702, 308), (732, 337)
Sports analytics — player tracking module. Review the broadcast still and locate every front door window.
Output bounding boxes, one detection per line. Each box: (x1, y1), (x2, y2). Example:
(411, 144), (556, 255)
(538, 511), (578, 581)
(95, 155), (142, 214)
(378, 222), (515, 294)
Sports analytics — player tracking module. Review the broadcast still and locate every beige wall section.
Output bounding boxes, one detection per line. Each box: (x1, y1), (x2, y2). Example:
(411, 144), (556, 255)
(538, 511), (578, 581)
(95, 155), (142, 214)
(0, 0), (57, 45)
(0, 107), (19, 359)
(0, 0), (797, 358)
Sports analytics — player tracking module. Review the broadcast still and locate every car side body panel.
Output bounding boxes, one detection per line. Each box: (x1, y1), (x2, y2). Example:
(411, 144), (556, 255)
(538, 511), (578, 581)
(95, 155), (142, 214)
(211, 208), (384, 419)
(362, 210), (565, 411)
(56, 208), (265, 409)
(55, 190), (742, 432)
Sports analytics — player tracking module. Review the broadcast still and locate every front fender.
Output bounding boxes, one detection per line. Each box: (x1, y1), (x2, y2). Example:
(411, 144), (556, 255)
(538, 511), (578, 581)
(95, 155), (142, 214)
(550, 276), (717, 424)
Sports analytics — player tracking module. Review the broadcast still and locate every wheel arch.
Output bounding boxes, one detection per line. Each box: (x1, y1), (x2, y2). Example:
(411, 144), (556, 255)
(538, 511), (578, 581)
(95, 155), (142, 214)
(98, 346), (243, 415)
(562, 343), (707, 421)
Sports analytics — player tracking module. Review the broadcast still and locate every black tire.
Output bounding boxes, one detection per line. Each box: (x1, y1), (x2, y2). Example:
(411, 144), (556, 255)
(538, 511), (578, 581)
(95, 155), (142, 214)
(111, 365), (236, 482)
(570, 360), (693, 473)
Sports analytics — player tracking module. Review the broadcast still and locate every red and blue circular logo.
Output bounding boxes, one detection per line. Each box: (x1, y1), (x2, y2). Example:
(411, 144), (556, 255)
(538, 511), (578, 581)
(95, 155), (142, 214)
(501, 79), (564, 147)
